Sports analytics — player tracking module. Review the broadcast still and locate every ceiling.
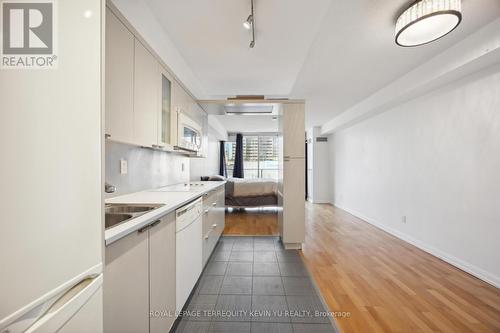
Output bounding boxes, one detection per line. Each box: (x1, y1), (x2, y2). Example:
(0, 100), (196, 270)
(144, 0), (331, 97)
(142, 0), (500, 128)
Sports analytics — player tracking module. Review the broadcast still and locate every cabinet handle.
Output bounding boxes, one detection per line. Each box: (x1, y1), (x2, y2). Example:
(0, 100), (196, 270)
(204, 209), (209, 214)
(177, 205), (196, 216)
(138, 220), (160, 233)
(149, 220), (161, 228)
(212, 224), (217, 229)
(138, 225), (149, 233)
(105, 134), (111, 139)
(212, 202), (216, 207)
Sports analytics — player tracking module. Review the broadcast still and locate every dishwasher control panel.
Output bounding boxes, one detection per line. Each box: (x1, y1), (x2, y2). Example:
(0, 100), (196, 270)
(175, 197), (203, 232)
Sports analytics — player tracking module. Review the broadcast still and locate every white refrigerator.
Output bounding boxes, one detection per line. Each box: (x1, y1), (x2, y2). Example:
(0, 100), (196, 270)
(0, 1), (104, 332)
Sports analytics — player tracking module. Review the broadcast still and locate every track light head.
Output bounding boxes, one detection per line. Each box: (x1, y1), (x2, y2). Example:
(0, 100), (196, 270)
(243, 15), (253, 30)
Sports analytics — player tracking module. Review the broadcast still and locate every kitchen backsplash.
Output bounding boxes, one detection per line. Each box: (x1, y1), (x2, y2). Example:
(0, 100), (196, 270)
(105, 141), (190, 198)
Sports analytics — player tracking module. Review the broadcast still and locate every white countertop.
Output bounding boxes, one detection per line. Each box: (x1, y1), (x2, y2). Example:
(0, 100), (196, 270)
(104, 181), (225, 245)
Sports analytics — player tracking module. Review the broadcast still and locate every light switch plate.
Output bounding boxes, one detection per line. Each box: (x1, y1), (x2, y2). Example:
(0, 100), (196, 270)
(120, 159), (128, 175)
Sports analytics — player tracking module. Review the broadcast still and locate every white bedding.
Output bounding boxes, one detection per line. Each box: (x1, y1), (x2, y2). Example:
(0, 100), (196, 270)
(231, 178), (277, 197)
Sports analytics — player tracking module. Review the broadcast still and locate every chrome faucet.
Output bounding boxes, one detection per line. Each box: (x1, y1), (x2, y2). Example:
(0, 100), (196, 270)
(105, 182), (116, 194)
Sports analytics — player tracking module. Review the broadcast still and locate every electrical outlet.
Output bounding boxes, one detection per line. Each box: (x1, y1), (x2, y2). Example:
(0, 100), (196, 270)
(402, 216), (407, 224)
(120, 159), (128, 175)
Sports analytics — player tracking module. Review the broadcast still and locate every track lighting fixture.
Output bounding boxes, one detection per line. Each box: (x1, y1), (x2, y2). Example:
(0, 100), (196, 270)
(243, 0), (256, 48)
(243, 15), (253, 30)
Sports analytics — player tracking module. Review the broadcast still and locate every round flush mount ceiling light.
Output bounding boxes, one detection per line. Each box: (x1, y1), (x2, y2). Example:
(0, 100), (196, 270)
(395, 0), (462, 47)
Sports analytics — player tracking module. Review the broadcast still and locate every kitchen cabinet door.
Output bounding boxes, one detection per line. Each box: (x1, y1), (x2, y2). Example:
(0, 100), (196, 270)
(149, 213), (176, 333)
(105, 8), (134, 144)
(134, 40), (159, 148)
(215, 188), (225, 238)
(104, 229), (149, 333)
(158, 67), (173, 149)
(282, 104), (305, 159)
(202, 190), (217, 266)
(282, 158), (305, 244)
(170, 80), (188, 146)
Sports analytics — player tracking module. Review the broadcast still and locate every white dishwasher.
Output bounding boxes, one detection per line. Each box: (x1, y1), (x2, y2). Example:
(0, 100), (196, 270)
(175, 197), (203, 313)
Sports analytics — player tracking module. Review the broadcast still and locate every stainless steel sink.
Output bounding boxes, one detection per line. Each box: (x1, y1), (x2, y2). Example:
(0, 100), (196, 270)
(105, 213), (133, 229)
(104, 203), (164, 229)
(105, 204), (162, 214)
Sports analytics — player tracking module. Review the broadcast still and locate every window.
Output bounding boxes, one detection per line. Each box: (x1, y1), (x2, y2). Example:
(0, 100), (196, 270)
(225, 134), (279, 179)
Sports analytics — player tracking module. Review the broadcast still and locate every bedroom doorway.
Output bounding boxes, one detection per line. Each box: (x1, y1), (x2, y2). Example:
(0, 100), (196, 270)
(222, 133), (279, 236)
(197, 99), (287, 239)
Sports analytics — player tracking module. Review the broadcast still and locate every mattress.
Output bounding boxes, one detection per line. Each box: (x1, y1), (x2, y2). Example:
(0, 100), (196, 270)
(225, 194), (277, 207)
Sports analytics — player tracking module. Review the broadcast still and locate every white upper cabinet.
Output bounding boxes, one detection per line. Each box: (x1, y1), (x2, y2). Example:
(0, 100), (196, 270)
(158, 67), (173, 149)
(105, 7), (206, 156)
(105, 8), (134, 144)
(282, 104), (305, 158)
(134, 40), (159, 148)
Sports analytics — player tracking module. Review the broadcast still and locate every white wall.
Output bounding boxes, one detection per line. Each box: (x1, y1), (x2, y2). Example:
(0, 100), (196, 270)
(330, 65), (500, 287)
(106, 141), (190, 198)
(190, 132), (220, 181)
(311, 127), (331, 203)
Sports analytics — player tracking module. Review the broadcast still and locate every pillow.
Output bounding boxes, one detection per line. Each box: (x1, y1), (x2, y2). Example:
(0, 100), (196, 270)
(208, 175), (225, 181)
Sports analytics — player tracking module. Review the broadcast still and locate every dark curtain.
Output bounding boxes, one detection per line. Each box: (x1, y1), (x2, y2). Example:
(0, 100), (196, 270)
(219, 141), (227, 177)
(232, 133), (244, 178)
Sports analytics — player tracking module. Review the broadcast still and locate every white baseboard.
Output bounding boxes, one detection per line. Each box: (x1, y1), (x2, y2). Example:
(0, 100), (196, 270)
(307, 198), (330, 204)
(333, 202), (500, 289)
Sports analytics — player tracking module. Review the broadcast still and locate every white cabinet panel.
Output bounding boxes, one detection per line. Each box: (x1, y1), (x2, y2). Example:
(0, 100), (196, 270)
(202, 187), (225, 267)
(158, 67), (173, 149)
(105, 8), (134, 144)
(104, 230), (149, 333)
(278, 103), (305, 248)
(58, 287), (103, 333)
(283, 104), (305, 158)
(282, 158), (305, 243)
(149, 213), (176, 333)
(134, 40), (159, 148)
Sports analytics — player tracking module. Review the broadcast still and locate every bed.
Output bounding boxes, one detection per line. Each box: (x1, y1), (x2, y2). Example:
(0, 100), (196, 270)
(224, 177), (278, 207)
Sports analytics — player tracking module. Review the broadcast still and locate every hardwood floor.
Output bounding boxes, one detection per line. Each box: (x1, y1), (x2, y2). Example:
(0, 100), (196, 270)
(301, 203), (500, 333)
(223, 207), (278, 235)
(223, 203), (500, 332)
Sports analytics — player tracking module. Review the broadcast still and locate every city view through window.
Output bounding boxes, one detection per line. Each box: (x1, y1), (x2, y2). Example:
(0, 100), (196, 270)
(225, 135), (279, 179)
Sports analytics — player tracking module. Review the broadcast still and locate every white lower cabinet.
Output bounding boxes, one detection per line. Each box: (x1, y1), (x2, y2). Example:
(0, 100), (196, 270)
(150, 213), (176, 333)
(202, 186), (225, 266)
(104, 187), (225, 333)
(104, 212), (176, 333)
(104, 227), (149, 333)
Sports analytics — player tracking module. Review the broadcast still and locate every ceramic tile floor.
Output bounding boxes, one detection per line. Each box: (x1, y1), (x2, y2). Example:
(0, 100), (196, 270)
(172, 236), (339, 333)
